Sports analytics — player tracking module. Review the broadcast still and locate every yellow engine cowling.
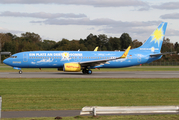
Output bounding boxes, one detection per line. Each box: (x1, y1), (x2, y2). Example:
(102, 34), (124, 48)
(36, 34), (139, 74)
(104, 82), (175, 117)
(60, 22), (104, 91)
(63, 63), (81, 72)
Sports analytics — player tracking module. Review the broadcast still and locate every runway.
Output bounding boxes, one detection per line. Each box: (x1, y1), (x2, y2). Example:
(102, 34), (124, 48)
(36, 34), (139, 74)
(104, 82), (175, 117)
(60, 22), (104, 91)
(2, 110), (179, 118)
(0, 71), (179, 78)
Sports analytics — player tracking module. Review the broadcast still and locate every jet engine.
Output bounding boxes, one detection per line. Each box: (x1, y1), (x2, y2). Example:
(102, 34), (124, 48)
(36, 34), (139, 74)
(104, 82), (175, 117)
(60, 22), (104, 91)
(63, 63), (81, 72)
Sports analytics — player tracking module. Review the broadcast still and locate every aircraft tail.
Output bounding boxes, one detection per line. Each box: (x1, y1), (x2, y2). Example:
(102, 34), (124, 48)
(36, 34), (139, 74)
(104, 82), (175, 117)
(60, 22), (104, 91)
(138, 22), (167, 53)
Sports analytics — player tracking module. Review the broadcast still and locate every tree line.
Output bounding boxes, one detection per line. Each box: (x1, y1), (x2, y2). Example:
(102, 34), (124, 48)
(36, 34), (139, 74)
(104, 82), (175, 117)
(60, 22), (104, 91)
(0, 32), (179, 62)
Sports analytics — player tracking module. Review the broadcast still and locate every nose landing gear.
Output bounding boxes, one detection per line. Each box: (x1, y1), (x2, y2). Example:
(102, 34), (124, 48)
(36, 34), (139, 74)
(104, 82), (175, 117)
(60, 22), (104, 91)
(13, 67), (22, 74)
(19, 70), (23, 74)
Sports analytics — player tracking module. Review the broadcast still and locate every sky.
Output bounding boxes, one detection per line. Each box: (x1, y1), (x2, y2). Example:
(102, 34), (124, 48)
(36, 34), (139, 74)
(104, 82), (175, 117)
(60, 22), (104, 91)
(0, 0), (179, 43)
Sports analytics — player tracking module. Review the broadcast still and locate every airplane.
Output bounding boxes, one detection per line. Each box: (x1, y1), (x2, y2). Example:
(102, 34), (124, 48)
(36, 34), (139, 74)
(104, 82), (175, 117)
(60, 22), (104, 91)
(3, 22), (169, 74)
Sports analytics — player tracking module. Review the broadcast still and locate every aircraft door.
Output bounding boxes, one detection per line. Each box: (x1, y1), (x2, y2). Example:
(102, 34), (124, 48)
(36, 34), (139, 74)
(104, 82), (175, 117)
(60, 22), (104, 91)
(137, 54), (141, 63)
(23, 53), (28, 62)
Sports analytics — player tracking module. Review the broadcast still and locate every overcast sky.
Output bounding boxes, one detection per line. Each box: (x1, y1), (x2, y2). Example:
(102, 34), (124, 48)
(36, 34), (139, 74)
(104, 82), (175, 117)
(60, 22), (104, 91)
(0, 0), (179, 43)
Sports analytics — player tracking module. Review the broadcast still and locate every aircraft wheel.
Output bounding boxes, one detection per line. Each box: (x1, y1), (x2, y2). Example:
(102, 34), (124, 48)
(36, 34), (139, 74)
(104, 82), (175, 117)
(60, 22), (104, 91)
(87, 70), (92, 74)
(19, 70), (22, 74)
(82, 69), (87, 74)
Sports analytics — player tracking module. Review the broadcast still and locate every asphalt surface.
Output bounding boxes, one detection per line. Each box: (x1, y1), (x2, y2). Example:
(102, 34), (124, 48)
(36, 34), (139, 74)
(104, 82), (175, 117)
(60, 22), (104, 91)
(2, 110), (80, 118)
(2, 110), (179, 118)
(0, 71), (179, 78)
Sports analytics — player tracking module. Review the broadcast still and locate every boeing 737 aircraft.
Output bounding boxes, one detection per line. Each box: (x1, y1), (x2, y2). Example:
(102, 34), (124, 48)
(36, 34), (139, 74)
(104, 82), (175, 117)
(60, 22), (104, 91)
(3, 22), (168, 74)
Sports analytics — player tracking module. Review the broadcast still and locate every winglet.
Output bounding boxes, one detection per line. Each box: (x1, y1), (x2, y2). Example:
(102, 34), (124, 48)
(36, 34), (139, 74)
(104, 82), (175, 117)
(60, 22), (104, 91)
(94, 46), (98, 51)
(120, 46), (131, 58)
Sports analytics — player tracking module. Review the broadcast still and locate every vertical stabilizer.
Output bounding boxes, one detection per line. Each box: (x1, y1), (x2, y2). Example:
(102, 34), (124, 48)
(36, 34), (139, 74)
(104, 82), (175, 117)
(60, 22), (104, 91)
(139, 22), (167, 53)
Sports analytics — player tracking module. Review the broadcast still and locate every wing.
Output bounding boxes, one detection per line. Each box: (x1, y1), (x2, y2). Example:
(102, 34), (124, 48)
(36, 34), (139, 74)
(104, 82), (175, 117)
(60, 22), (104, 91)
(79, 46), (131, 67)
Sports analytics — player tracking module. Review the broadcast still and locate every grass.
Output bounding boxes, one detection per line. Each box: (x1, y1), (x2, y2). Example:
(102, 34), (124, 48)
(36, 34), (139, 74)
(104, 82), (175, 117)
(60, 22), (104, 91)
(1, 63), (179, 72)
(1, 78), (179, 120)
(1, 114), (179, 120)
(0, 78), (179, 111)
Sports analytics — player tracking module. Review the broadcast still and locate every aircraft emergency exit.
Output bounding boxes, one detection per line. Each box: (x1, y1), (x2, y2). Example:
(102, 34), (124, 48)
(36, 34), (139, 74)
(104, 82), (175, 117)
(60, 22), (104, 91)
(3, 22), (168, 74)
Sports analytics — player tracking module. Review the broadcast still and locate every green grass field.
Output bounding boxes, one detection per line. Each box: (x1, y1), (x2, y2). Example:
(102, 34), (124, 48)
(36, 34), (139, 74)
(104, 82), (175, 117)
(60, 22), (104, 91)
(1, 78), (179, 111)
(1, 78), (179, 119)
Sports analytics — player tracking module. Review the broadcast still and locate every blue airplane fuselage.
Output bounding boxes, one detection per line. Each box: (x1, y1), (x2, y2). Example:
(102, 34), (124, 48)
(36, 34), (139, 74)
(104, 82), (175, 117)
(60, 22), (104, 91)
(3, 50), (161, 69)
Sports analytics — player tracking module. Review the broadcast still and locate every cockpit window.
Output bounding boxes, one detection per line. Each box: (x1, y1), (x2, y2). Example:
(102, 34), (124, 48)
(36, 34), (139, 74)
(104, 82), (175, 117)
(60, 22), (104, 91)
(10, 56), (17, 58)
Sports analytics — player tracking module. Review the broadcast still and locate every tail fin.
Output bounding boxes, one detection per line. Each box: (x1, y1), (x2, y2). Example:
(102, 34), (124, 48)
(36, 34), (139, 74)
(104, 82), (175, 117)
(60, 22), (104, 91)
(139, 22), (167, 53)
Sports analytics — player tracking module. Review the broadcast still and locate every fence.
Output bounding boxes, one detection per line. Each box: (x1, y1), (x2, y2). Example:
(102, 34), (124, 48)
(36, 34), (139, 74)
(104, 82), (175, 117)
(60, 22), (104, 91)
(80, 106), (179, 116)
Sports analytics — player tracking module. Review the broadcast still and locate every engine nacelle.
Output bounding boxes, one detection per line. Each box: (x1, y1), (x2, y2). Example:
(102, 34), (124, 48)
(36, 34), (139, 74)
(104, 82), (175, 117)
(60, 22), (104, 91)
(63, 63), (81, 72)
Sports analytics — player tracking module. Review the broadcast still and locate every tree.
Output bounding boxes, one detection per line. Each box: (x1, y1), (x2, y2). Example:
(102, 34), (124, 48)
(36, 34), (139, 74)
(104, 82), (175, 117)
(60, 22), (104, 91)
(85, 33), (97, 50)
(161, 38), (173, 52)
(98, 34), (108, 51)
(108, 37), (121, 51)
(41, 40), (56, 50)
(21, 32), (42, 43)
(55, 39), (70, 50)
(120, 33), (132, 50)
(174, 42), (179, 53)
(132, 39), (142, 48)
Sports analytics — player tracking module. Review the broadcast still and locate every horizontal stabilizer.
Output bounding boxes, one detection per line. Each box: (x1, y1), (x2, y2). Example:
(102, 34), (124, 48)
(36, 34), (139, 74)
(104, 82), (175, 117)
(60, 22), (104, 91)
(150, 51), (176, 57)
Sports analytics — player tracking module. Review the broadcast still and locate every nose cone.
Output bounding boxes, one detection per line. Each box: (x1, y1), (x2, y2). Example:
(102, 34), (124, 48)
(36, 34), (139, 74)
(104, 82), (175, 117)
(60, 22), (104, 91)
(3, 58), (10, 66)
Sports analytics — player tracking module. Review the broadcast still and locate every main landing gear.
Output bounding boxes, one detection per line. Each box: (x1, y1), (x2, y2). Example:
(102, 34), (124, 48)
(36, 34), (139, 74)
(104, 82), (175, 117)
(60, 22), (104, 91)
(82, 69), (92, 74)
